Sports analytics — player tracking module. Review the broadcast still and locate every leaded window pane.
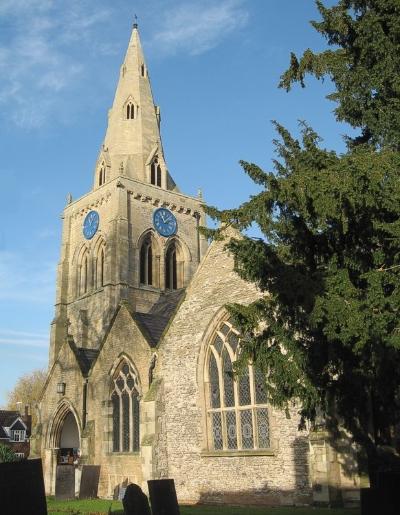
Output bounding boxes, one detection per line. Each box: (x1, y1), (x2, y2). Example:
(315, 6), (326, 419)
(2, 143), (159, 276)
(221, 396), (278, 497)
(132, 392), (140, 451)
(254, 367), (268, 404)
(116, 377), (124, 391)
(213, 335), (224, 355)
(211, 412), (223, 450)
(222, 349), (234, 407)
(122, 392), (130, 451)
(225, 411), (238, 449)
(238, 368), (251, 406)
(220, 323), (230, 336)
(228, 332), (239, 354)
(112, 392), (120, 452)
(122, 363), (130, 376)
(240, 409), (254, 449)
(126, 375), (135, 390)
(209, 352), (220, 408)
(256, 408), (270, 448)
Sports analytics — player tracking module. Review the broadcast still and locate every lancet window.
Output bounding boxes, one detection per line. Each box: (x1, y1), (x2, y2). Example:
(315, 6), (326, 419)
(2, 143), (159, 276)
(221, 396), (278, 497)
(140, 236), (153, 286)
(111, 361), (140, 453)
(165, 242), (177, 290)
(94, 242), (105, 289)
(205, 319), (270, 452)
(150, 156), (162, 187)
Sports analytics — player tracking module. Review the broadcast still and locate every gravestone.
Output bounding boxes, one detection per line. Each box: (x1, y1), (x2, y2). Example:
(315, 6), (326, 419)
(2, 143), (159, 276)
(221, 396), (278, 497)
(122, 483), (151, 515)
(55, 464), (75, 500)
(148, 479), (180, 515)
(79, 465), (100, 499)
(0, 458), (47, 515)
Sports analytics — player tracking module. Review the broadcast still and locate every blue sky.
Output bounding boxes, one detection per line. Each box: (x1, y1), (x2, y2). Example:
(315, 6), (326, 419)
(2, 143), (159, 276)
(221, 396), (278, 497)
(0, 0), (345, 405)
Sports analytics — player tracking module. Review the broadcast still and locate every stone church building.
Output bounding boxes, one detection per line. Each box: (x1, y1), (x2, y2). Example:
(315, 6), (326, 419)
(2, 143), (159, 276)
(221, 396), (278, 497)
(36, 25), (359, 506)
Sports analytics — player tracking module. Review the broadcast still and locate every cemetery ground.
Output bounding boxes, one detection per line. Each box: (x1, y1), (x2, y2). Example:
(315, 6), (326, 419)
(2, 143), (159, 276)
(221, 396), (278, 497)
(47, 497), (360, 515)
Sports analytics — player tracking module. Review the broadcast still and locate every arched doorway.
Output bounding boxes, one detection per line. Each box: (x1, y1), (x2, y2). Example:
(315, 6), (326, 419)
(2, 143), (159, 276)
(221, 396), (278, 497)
(58, 412), (80, 464)
(45, 405), (81, 495)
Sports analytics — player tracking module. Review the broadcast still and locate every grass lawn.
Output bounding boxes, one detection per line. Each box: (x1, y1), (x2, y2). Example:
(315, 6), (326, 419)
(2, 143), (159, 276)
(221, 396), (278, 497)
(47, 497), (360, 515)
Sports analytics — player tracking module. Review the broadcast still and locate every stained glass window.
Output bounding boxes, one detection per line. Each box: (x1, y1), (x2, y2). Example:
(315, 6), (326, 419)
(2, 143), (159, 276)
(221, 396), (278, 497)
(111, 360), (140, 452)
(206, 320), (270, 451)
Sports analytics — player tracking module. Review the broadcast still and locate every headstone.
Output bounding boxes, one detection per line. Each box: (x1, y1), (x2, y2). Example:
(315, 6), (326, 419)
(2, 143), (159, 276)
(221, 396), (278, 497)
(0, 458), (47, 515)
(118, 485), (127, 501)
(79, 465), (100, 499)
(55, 464), (75, 500)
(148, 479), (180, 515)
(122, 483), (151, 515)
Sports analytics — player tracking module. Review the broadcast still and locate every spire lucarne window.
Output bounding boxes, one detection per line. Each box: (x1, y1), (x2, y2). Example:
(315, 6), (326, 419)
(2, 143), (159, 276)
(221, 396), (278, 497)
(205, 319), (270, 451)
(111, 361), (140, 452)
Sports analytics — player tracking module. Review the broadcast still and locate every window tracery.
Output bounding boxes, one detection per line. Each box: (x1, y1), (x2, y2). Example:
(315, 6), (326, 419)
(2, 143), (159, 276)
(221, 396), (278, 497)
(111, 361), (140, 452)
(205, 320), (270, 452)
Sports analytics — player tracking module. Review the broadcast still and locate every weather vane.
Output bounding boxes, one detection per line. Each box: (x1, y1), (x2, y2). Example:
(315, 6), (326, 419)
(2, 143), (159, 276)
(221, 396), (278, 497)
(133, 14), (138, 28)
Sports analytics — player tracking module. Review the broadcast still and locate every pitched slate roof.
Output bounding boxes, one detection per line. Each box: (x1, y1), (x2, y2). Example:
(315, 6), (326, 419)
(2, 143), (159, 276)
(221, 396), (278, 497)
(134, 289), (185, 347)
(75, 348), (100, 376)
(0, 410), (31, 438)
(134, 313), (170, 347)
(0, 410), (19, 427)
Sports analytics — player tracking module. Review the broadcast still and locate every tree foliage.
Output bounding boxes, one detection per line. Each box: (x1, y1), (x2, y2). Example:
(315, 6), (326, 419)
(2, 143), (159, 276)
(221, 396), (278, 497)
(280, 0), (400, 149)
(0, 443), (17, 463)
(6, 369), (47, 427)
(205, 0), (400, 482)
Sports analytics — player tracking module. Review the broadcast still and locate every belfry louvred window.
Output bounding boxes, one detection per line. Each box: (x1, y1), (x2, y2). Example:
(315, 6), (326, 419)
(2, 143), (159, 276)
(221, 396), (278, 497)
(111, 361), (140, 452)
(205, 320), (270, 452)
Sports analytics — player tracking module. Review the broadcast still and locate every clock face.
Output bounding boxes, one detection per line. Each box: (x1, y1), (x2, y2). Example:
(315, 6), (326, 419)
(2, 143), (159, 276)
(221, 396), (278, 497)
(153, 208), (177, 237)
(83, 210), (99, 240)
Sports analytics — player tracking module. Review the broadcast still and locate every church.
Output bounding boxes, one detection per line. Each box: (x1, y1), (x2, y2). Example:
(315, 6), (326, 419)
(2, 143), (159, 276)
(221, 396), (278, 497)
(36, 23), (359, 506)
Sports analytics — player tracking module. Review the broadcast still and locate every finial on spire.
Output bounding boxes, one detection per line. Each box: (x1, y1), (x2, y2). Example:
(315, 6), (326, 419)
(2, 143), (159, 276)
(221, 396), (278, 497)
(133, 14), (138, 29)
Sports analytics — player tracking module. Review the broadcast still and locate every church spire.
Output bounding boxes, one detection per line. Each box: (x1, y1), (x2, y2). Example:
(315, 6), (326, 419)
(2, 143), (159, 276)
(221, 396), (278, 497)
(95, 22), (175, 190)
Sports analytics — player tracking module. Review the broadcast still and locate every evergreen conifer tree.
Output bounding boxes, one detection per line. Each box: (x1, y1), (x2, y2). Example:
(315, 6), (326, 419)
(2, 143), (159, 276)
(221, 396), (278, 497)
(205, 0), (400, 485)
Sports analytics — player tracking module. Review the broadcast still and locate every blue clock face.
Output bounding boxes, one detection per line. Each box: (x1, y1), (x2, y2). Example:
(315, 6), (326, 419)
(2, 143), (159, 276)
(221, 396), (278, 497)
(83, 210), (99, 240)
(153, 208), (177, 237)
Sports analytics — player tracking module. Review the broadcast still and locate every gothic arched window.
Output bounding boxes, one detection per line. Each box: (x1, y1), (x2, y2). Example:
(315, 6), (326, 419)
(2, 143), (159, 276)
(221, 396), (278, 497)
(205, 319), (270, 451)
(165, 242), (177, 290)
(150, 156), (162, 187)
(140, 236), (153, 286)
(111, 361), (140, 452)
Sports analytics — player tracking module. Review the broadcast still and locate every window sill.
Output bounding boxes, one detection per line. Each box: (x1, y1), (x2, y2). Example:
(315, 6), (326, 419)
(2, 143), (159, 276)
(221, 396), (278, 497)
(105, 452), (140, 457)
(201, 449), (275, 457)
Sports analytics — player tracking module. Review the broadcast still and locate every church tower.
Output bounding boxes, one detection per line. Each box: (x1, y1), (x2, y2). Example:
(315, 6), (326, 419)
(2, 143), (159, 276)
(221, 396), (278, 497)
(49, 23), (207, 364)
